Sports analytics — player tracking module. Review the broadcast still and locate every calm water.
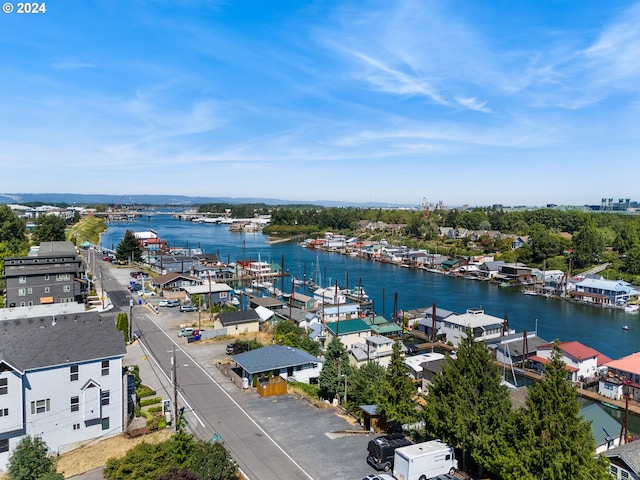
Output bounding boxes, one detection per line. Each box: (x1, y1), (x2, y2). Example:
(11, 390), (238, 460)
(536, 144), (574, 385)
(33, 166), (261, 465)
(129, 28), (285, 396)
(101, 213), (640, 360)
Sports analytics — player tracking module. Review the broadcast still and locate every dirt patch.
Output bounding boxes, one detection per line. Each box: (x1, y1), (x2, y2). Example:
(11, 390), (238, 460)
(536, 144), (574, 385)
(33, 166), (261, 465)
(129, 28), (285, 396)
(55, 429), (173, 478)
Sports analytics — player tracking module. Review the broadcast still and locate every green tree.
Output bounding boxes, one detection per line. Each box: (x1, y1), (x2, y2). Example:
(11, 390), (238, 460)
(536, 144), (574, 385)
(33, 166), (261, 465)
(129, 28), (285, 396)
(32, 214), (67, 244)
(8, 435), (64, 480)
(572, 217), (604, 268)
(377, 340), (417, 424)
(346, 360), (387, 412)
(0, 205), (30, 252)
(104, 427), (237, 480)
(507, 341), (610, 480)
(624, 247), (640, 275)
(423, 330), (513, 477)
(318, 336), (353, 402)
(116, 230), (143, 263)
(614, 220), (640, 254)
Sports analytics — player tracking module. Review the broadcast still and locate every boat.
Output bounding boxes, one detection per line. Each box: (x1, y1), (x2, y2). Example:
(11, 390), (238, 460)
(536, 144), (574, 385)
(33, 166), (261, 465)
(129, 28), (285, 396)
(498, 282), (511, 288)
(624, 304), (639, 313)
(623, 325), (630, 331)
(601, 401), (620, 410)
(522, 289), (538, 296)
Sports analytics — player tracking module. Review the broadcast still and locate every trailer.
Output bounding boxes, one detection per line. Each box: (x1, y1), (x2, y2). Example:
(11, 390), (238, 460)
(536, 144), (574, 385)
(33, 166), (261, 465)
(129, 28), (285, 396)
(393, 439), (457, 480)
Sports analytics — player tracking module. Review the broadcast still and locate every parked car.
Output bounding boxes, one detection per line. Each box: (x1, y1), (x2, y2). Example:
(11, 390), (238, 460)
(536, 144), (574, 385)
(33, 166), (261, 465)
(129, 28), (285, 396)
(103, 256), (110, 261)
(158, 300), (169, 307)
(128, 284), (143, 292)
(180, 304), (198, 312)
(362, 474), (395, 480)
(178, 327), (195, 337)
(166, 300), (181, 307)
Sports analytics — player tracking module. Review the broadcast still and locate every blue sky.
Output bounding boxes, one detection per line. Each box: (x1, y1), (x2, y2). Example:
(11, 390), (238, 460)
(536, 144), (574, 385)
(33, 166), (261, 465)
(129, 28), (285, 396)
(2, 1), (640, 207)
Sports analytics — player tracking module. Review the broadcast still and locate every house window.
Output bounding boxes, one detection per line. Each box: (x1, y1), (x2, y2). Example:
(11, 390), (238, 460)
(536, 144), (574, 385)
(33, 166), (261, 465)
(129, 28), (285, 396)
(20, 302), (26, 307)
(44, 287), (50, 293)
(18, 288), (25, 296)
(101, 360), (109, 376)
(71, 396), (79, 412)
(73, 423), (80, 430)
(0, 439), (8, 453)
(102, 417), (110, 430)
(19, 276), (26, 283)
(44, 275), (49, 281)
(621, 471), (629, 479)
(0, 378), (7, 395)
(27, 301), (33, 306)
(70, 365), (78, 381)
(31, 399), (51, 414)
(0, 408), (8, 416)
(610, 466), (618, 474)
(63, 285), (71, 292)
(219, 292), (228, 299)
(101, 390), (110, 406)
(27, 288), (32, 294)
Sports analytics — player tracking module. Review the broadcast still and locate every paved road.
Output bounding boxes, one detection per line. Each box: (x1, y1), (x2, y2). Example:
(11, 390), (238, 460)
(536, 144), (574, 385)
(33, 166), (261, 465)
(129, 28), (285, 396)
(95, 259), (375, 480)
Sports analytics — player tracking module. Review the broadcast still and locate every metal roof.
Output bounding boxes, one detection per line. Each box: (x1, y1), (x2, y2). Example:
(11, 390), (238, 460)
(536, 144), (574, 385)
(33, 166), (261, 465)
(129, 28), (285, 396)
(232, 345), (322, 374)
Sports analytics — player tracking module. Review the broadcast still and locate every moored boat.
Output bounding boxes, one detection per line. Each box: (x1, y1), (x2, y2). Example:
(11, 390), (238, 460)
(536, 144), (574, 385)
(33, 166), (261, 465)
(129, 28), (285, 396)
(624, 304), (639, 313)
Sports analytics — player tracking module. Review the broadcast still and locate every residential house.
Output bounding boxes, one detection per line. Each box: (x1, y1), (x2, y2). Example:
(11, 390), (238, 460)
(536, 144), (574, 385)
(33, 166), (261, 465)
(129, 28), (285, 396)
(215, 310), (261, 334)
(477, 260), (506, 280)
(415, 306), (456, 339)
(404, 352), (446, 383)
(0, 312), (126, 469)
(181, 283), (233, 306)
(599, 352), (640, 401)
(248, 296), (287, 312)
(440, 308), (511, 346)
(580, 404), (621, 453)
(232, 345), (322, 385)
(156, 255), (197, 274)
(290, 292), (315, 310)
(485, 332), (548, 366)
(509, 235), (530, 250)
(571, 277), (640, 307)
(4, 241), (87, 308)
(348, 336), (395, 368)
(600, 440), (640, 479)
(499, 263), (536, 284)
(324, 319), (372, 349)
(322, 304), (360, 323)
(529, 341), (611, 383)
(151, 272), (203, 291)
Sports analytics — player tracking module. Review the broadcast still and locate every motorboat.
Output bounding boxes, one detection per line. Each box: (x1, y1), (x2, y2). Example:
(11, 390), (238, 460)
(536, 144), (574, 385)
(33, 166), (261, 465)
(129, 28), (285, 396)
(624, 304), (639, 313)
(623, 325), (630, 331)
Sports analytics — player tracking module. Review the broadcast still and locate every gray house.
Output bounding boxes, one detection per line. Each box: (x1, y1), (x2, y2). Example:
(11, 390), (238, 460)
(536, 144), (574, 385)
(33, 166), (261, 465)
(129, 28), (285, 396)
(4, 241), (86, 308)
(232, 345), (322, 385)
(0, 312), (127, 469)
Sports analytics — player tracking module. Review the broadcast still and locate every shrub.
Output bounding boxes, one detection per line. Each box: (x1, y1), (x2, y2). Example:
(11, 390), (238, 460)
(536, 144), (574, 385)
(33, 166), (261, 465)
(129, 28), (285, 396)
(140, 397), (162, 407)
(136, 386), (156, 398)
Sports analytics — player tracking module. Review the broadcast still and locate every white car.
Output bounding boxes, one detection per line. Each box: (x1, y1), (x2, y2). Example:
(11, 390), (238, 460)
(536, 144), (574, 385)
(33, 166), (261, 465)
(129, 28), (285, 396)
(158, 300), (169, 307)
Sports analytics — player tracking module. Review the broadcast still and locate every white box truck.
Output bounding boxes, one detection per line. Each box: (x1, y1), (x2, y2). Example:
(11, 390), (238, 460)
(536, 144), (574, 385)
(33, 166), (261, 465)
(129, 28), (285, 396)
(393, 439), (458, 480)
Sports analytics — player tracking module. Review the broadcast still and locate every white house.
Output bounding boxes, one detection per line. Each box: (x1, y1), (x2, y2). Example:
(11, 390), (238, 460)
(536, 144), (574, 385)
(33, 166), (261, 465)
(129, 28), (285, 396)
(529, 341), (610, 383)
(313, 286), (346, 306)
(440, 308), (512, 346)
(323, 304), (360, 322)
(349, 336), (395, 368)
(0, 312), (127, 469)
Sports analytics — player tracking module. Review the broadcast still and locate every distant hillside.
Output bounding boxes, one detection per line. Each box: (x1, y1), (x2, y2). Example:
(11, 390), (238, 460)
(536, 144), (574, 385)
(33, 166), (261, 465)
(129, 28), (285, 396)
(0, 193), (408, 208)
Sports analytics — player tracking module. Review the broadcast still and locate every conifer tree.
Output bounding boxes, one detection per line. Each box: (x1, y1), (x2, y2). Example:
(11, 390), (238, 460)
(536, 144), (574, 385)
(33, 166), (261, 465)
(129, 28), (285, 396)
(116, 230), (143, 263)
(318, 336), (352, 402)
(377, 340), (418, 424)
(423, 329), (513, 477)
(506, 341), (610, 480)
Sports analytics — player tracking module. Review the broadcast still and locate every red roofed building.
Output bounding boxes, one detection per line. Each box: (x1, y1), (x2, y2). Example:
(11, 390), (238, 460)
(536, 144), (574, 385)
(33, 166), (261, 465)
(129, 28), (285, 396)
(598, 352), (640, 401)
(529, 341), (611, 383)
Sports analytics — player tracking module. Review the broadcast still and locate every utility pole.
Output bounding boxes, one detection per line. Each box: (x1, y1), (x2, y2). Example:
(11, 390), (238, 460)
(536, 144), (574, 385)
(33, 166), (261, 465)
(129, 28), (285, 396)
(172, 345), (178, 431)
(129, 296), (134, 343)
(99, 265), (104, 309)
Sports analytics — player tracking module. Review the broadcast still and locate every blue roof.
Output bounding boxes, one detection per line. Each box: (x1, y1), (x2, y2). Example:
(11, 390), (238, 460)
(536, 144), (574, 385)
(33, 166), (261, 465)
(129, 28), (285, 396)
(232, 345), (321, 374)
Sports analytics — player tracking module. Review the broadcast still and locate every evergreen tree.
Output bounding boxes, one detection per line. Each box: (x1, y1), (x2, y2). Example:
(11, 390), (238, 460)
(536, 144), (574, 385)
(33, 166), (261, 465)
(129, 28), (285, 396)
(318, 336), (352, 402)
(0, 205), (29, 253)
(377, 340), (418, 424)
(8, 435), (63, 480)
(423, 329), (514, 477)
(507, 341), (610, 480)
(346, 360), (387, 412)
(32, 214), (67, 244)
(116, 230), (143, 263)
(572, 217), (605, 268)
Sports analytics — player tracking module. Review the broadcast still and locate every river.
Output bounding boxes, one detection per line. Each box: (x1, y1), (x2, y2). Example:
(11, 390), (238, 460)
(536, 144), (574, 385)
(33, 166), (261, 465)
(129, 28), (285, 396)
(100, 213), (640, 360)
